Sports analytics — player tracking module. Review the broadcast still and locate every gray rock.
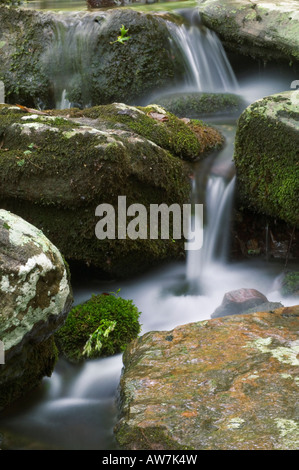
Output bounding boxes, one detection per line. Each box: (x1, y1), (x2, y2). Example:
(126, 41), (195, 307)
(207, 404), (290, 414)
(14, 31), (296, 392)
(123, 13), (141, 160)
(198, 0), (299, 63)
(0, 210), (73, 409)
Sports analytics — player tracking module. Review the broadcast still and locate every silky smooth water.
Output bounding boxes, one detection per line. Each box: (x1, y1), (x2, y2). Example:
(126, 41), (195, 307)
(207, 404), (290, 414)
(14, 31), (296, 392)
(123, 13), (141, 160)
(0, 6), (298, 450)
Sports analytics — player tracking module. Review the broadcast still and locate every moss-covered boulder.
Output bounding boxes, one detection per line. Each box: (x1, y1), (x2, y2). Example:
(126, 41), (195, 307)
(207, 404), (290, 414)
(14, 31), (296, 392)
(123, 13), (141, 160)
(115, 306), (299, 450)
(0, 103), (223, 277)
(280, 271), (299, 297)
(233, 91), (299, 228)
(55, 292), (141, 363)
(0, 5), (184, 108)
(155, 92), (246, 118)
(0, 209), (73, 410)
(198, 0), (299, 63)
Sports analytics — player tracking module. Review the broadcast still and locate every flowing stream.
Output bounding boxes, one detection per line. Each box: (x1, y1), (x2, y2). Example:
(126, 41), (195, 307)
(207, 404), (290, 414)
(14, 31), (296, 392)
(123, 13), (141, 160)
(0, 5), (298, 450)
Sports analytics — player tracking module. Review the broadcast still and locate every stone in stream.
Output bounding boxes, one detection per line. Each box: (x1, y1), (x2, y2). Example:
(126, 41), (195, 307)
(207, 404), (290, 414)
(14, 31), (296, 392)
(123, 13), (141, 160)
(234, 91), (299, 228)
(198, 0), (299, 64)
(155, 92), (246, 119)
(115, 306), (299, 450)
(0, 210), (73, 410)
(0, 103), (223, 278)
(211, 287), (282, 318)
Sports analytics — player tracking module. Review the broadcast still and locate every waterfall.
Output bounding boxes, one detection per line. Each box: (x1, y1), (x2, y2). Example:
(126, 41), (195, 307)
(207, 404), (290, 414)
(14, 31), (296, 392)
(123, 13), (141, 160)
(165, 8), (239, 93)
(186, 126), (237, 285)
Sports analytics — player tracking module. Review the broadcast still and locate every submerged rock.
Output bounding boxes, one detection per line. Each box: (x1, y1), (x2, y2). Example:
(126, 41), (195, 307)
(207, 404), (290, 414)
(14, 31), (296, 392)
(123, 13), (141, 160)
(234, 91), (299, 228)
(115, 306), (299, 450)
(155, 92), (246, 118)
(211, 288), (271, 318)
(0, 103), (222, 277)
(0, 210), (73, 409)
(198, 0), (299, 63)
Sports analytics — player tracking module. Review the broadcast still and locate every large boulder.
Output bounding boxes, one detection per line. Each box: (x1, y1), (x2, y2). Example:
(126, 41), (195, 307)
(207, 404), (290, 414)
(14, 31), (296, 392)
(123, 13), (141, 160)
(0, 209), (73, 409)
(0, 103), (223, 277)
(198, 0), (299, 63)
(233, 91), (299, 228)
(115, 306), (299, 450)
(0, 5), (184, 108)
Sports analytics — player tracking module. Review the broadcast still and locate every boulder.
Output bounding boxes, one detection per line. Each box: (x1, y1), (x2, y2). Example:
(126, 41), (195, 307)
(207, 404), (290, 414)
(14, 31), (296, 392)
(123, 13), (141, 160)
(115, 306), (299, 450)
(198, 0), (299, 63)
(211, 288), (269, 318)
(0, 209), (73, 409)
(0, 103), (223, 277)
(233, 91), (299, 228)
(155, 92), (246, 118)
(0, 5), (184, 108)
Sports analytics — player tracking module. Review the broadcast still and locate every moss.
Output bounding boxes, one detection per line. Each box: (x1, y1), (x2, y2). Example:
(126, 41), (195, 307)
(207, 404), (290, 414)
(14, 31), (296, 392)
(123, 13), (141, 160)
(55, 292), (141, 363)
(234, 92), (299, 227)
(155, 92), (245, 118)
(281, 271), (299, 297)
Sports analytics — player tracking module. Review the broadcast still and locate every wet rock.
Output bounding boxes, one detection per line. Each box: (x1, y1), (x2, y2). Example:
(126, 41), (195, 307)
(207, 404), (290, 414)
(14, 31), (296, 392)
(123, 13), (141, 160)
(0, 209), (73, 409)
(198, 0), (299, 63)
(234, 91), (299, 228)
(0, 6), (184, 108)
(280, 271), (299, 297)
(115, 306), (299, 450)
(155, 92), (246, 118)
(0, 103), (223, 277)
(211, 288), (269, 318)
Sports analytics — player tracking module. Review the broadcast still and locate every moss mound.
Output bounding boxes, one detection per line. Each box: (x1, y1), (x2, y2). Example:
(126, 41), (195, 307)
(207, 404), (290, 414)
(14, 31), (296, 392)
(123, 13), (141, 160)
(234, 92), (299, 228)
(155, 92), (245, 118)
(55, 292), (141, 363)
(281, 271), (299, 297)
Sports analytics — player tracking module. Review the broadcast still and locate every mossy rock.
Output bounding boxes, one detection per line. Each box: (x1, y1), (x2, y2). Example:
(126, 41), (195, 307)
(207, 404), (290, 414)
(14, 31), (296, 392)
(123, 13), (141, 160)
(55, 292), (141, 363)
(234, 91), (299, 228)
(280, 271), (299, 297)
(0, 103), (223, 277)
(155, 92), (246, 118)
(198, 0), (299, 63)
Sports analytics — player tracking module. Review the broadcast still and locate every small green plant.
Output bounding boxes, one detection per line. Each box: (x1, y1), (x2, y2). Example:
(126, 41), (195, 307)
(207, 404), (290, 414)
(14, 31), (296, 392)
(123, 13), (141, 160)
(110, 25), (131, 45)
(55, 290), (141, 363)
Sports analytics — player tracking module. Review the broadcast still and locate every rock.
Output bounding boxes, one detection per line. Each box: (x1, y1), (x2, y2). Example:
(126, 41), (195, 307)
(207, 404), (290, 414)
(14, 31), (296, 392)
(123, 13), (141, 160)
(211, 288), (269, 318)
(0, 6), (184, 108)
(115, 306), (299, 450)
(233, 91), (299, 228)
(0, 210), (73, 409)
(0, 103), (223, 277)
(280, 271), (299, 297)
(155, 92), (246, 118)
(198, 0), (299, 63)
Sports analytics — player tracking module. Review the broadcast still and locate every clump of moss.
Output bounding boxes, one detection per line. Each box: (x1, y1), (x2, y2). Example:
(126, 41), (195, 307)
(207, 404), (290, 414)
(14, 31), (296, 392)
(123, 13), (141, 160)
(281, 271), (299, 297)
(55, 291), (141, 363)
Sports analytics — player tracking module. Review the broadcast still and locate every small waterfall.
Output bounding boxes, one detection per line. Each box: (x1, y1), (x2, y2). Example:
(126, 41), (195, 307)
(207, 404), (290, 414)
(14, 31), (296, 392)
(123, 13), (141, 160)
(166, 9), (239, 93)
(42, 11), (105, 109)
(186, 126), (237, 285)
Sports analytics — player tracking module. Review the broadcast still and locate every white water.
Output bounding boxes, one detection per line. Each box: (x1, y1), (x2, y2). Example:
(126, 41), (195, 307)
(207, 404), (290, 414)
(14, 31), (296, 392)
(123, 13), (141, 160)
(166, 8), (239, 93)
(0, 8), (298, 451)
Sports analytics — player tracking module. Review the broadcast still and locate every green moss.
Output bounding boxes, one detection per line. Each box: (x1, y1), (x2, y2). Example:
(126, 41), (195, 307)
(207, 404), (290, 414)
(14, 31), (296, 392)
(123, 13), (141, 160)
(281, 271), (299, 297)
(234, 92), (299, 227)
(55, 292), (141, 363)
(155, 92), (245, 118)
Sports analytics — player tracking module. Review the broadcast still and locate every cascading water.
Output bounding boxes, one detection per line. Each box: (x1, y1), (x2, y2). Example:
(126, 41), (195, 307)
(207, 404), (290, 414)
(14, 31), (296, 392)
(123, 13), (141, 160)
(1, 5), (297, 451)
(165, 8), (239, 93)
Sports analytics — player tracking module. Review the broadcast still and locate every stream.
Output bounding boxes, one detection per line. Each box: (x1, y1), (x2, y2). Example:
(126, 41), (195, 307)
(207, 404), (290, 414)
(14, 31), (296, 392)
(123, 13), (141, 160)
(0, 2), (298, 451)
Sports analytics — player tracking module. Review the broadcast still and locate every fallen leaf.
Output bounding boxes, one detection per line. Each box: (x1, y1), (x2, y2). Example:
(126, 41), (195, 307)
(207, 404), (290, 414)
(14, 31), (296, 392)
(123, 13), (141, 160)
(148, 112), (169, 122)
